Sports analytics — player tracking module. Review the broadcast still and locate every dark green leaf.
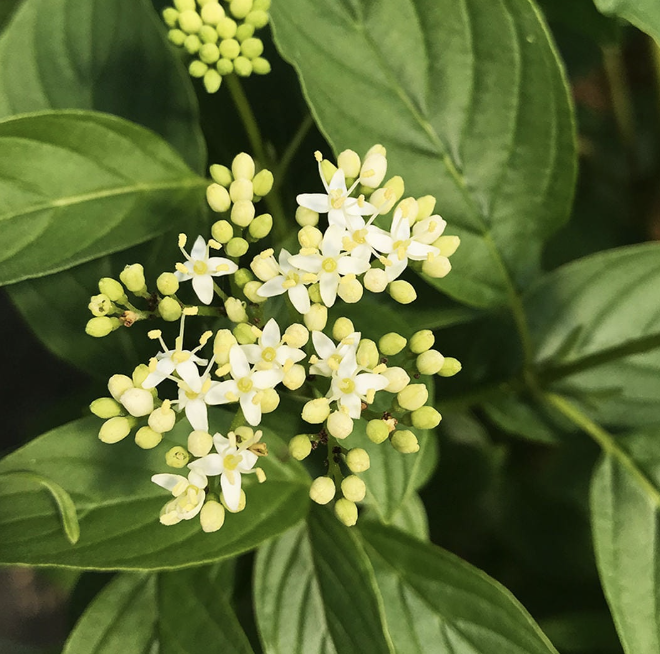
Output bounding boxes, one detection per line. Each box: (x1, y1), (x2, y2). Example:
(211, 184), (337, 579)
(365, 492), (429, 540)
(594, 0), (660, 42)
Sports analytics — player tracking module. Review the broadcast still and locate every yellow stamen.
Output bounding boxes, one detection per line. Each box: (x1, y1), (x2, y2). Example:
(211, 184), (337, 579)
(176, 263), (190, 274)
(178, 233), (187, 248)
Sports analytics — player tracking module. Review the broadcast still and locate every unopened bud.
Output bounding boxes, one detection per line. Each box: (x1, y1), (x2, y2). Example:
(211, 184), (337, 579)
(108, 374), (134, 401)
(308, 283), (321, 304)
(216, 16), (237, 39)
(439, 357), (462, 377)
(326, 411), (354, 439)
(230, 178), (254, 203)
(334, 498), (358, 526)
(378, 332), (406, 356)
(304, 303), (327, 331)
(159, 297), (182, 322)
(225, 297), (249, 323)
(168, 28), (186, 45)
(234, 268), (253, 288)
(119, 264), (146, 293)
(188, 430), (214, 457)
(298, 225), (323, 249)
(210, 164), (232, 187)
(211, 219), (233, 243)
(337, 149), (361, 178)
(246, 9), (269, 28)
(231, 201), (255, 228)
(235, 23), (255, 42)
(252, 169), (274, 196)
(397, 384), (428, 411)
(214, 329), (237, 363)
(200, 500), (225, 532)
(359, 150), (387, 188)
(133, 363), (151, 387)
(207, 183), (231, 212)
(370, 176), (404, 213)
(366, 419), (389, 444)
(250, 251), (279, 281)
(346, 448), (370, 473)
(411, 406), (442, 430)
(320, 159), (337, 184)
(302, 398), (330, 424)
(341, 475), (366, 503)
(174, 0), (195, 10)
(417, 350), (445, 375)
(332, 317), (354, 341)
(289, 434), (312, 460)
(283, 364), (306, 390)
(148, 404), (176, 433)
(363, 268), (388, 293)
(98, 277), (125, 302)
(391, 429), (419, 454)
(409, 330), (435, 354)
(422, 256), (452, 279)
(90, 397), (122, 419)
(229, 0), (252, 19)
(244, 281), (266, 303)
(135, 426), (163, 449)
(416, 195), (436, 220)
(163, 7), (180, 27)
(99, 417), (132, 444)
(221, 488), (246, 512)
(200, 42), (220, 65)
(382, 366), (410, 393)
(309, 476), (335, 505)
(433, 235), (461, 257)
(249, 213), (273, 239)
(388, 280), (417, 304)
(166, 446), (190, 468)
(120, 388), (154, 417)
(85, 316), (119, 338)
(201, 1), (225, 25)
(284, 323), (309, 348)
(337, 277), (363, 304)
(260, 388), (280, 413)
(295, 206), (319, 227)
(179, 9), (203, 33)
(157, 272), (179, 296)
(88, 293), (113, 317)
(219, 37), (240, 59)
(357, 339), (379, 369)
(234, 322), (257, 344)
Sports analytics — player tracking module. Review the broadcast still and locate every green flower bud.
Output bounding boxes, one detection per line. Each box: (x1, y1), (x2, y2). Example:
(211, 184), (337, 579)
(378, 332), (406, 356)
(245, 9), (269, 28)
(307, 283), (321, 304)
(438, 357), (462, 377)
(120, 387), (154, 417)
(409, 329), (435, 354)
(225, 297), (249, 323)
(341, 475), (366, 503)
(357, 339), (379, 369)
(252, 57), (271, 75)
(199, 24), (219, 43)
(304, 303), (327, 331)
(132, 364), (151, 388)
(229, 0), (252, 19)
(433, 235), (461, 257)
(244, 280), (266, 304)
(221, 488), (247, 513)
(411, 406), (442, 430)
(295, 206), (319, 227)
(234, 268), (254, 288)
(397, 197), (419, 224)
(230, 178), (253, 203)
(260, 387), (280, 413)
(234, 322), (257, 344)
(174, 0), (195, 10)
(249, 212), (273, 239)
(302, 398), (330, 424)
(98, 277), (125, 302)
(397, 384), (428, 411)
(119, 263), (146, 293)
(200, 500), (225, 532)
(216, 57), (234, 75)
(199, 42), (220, 64)
(241, 36), (264, 59)
(157, 272), (179, 296)
(211, 219), (233, 243)
(236, 23), (255, 42)
(204, 68), (222, 93)
(326, 411), (354, 439)
(382, 366), (410, 393)
(298, 225), (323, 249)
(332, 317), (354, 341)
(233, 55), (253, 77)
(366, 419), (390, 444)
(388, 280), (417, 304)
(90, 397), (122, 419)
(226, 236), (249, 258)
(284, 323), (309, 348)
(363, 268), (388, 293)
(210, 163), (233, 187)
(188, 430), (214, 456)
(335, 149), (360, 178)
(253, 0), (271, 8)
(85, 316), (119, 338)
(289, 434), (312, 460)
(337, 277), (363, 304)
(417, 349), (445, 375)
(219, 37), (240, 59)
(148, 403), (176, 433)
(88, 293), (113, 317)
(216, 16), (237, 39)
(166, 446), (190, 468)
(422, 256), (451, 279)
(200, 1), (225, 25)
(189, 59), (208, 77)
(184, 34), (202, 54)
(108, 374), (133, 401)
(179, 9), (203, 33)
(334, 498), (358, 526)
(416, 195), (436, 220)
(346, 448), (370, 473)
(232, 153), (256, 180)
(309, 476), (335, 505)
(163, 7), (180, 27)
(391, 429), (419, 454)
(159, 297), (182, 322)
(214, 329), (237, 363)
(320, 159), (337, 184)
(135, 426), (163, 450)
(252, 169), (274, 196)
(168, 28), (187, 46)
(99, 416), (132, 444)
(231, 200), (255, 227)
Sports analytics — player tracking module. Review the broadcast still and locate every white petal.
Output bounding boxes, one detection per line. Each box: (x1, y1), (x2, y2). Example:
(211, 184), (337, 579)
(328, 208), (348, 228)
(241, 344), (263, 364)
(355, 373), (388, 395)
(208, 257), (239, 276)
(187, 469), (208, 489)
(238, 450), (258, 472)
(221, 471), (242, 511)
(213, 433), (231, 452)
(297, 193), (330, 213)
(151, 473), (186, 492)
(338, 350), (358, 378)
(190, 453), (224, 476)
(178, 364), (203, 392)
(275, 345), (306, 365)
(339, 393), (362, 419)
(175, 359), (201, 384)
(288, 254), (322, 273)
(252, 368), (283, 389)
(320, 272), (339, 307)
(261, 318), (280, 348)
(142, 370), (166, 389)
(230, 344), (251, 379)
(192, 274), (214, 305)
(347, 198), (377, 216)
(309, 362), (332, 377)
(366, 227), (394, 253)
(337, 256), (369, 276)
(190, 235), (207, 260)
(385, 256), (408, 282)
(278, 248), (293, 271)
(185, 398), (209, 431)
(288, 284), (311, 314)
(258, 276), (287, 298)
(155, 357), (177, 378)
(313, 331), (336, 359)
(205, 380), (239, 404)
(174, 270), (192, 282)
(328, 168), (347, 191)
(322, 225), (344, 258)
(240, 392), (262, 426)
(407, 241), (439, 261)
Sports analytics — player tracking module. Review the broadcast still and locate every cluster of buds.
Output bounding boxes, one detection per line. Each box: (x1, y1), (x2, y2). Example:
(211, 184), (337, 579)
(163, 0), (271, 93)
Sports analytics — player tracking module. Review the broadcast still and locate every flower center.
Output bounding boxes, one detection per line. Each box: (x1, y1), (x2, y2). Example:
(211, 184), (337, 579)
(223, 453), (243, 471)
(237, 377), (253, 393)
(330, 189), (345, 209)
(185, 390), (198, 400)
(392, 240), (410, 261)
(176, 486), (202, 512)
(172, 351), (190, 364)
(193, 260), (208, 275)
(322, 257), (338, 273)
(339, 377), (355, 394)
(328, 354), (342, 371)
(353, 228), (367, 244)
(262, 347), (277, 363)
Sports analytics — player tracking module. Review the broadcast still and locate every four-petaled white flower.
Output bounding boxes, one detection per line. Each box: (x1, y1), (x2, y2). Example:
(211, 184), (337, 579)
(240, 318), (306, 371)
(256, 249), (314, 314)
(309, 330), (360, 377)
(176, 367), (220, 432)
(175, 235), (238, 305)
(289, 225), (370, 307)
(189, 431), (260, 512)
(205, 345), (282, 426)
(151, 469), (208, 525)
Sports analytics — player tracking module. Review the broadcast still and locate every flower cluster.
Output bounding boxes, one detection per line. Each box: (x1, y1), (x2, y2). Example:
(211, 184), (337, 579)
(87, 146), (461, 530)
(163, 0), (271, 93)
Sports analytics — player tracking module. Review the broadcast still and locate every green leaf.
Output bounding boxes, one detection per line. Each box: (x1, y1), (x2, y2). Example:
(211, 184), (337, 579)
(254, 507), (394, 654)
(591, 429), (660, 654)
(525, 243), (660, 429)
(0, 0), (205, 172)
(63, 574), (158, 654)
(0, 110), (206, 287)
(0, 416), (310, 569)
(364, 491), (429, 540)
(594, 0), (660, 43)
(271, 0), (576, 308)
(359, 522), (560, 654)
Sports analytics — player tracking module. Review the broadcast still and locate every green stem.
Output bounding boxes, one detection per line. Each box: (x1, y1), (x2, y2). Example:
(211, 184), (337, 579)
(326, 434), (343, 486)
(544, 393), (660, 506)
(229, 407), (246, 432)
(213, 282), (229, 302)
(273, 113), (315, 191)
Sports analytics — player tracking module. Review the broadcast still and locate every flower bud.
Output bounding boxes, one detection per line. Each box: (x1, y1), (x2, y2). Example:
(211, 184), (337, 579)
(289, 434), (312, 460)
(189, 59), (207, 77)
(346, 448), (370, 472)
(334, 498), (358, 526)
(298, 225), (323, 249)
(391, 429), (419, 454)
(388, 280), (417, 304)
(235, 23), (255, 42)
(157, 272), (179, 296)
(88, 293), (113, 317)
(337, 149), (361, 178)
(413, 216), (447, 244)
(411, 406), (442, 430)
(359, 151), (387, 188)
(249, 213), (273, 239)
(439, 357), (462, 377)
(363, 268), (388, 293)
(252, 169), (273, 197)
(357, 339), (379, 369)
(230, 178), (254, 203)
(284, 323), (309, 348)
(214, 329), (237, 363)
(98, 277), (125, 302)
(366, 419), (389, 444)
(148, 404), (176, 433)
(85, 316), (119, 338)
(219, 37), (240, 59)
(378, 332), (406, 356)
(168, 28), (186, 46)
(320, 159), (337, 184)
(211, 219), (233, 243)
(210, 164), (232, 187)
(251, 250), (279, 281)
(207, 183), (231, 212)
(221, 488), (247, 512)
(199, 26), (219, 43)
(200, 42), (220, 65)
(326, 411), (354, 439)
(174, 0), (195, 10)
(253, 0), (270, 8)
(417, 350), (445, 375)
(226, 236), (249, 258)
(295, 206), (319, 227)
(330, 317), (353, 342)
(283, 364), (306, 390)
(246, 9), (269, 28)
(90, 397), (122, 419)
(159, 297), (182, 322)
(370, 176), (404, 213)
(244, 281), (266, 303)
(179, 9), (203, 33)
(229, 0), (252, 18)
(199, 500), (225, 532)
(309, 476), (335, 505)
(188, 430), (214, 457)
(433, 235), (461, 257)
(302, 398), (330, 424)
(382, 366), (410, 393)
(216, 16), (237, 39)
(99, 416), (132, 444)
(120, 388), (154, 417)
(231, 153), (255, 181)
(134, 362), (152, 386)
(231, 201), (255, 228)
(166, 446), (190, 468)
(397, 384), (428, 411)
(308, 283), (321, 304)
(135, 426), (163, 449)
(234, 322), (257, 344)
(341, 475), (366, 503)
(108, 374), (134, 401)
(260, 388), (280, 413)
(201, 1), (225, 25)
(185, 34), (202, 54)
(234, 268), (254, 288)
(304, 303), (327, 331)
(163, 7), (180, 27)
(416, 195), (436, 220)
(337, 277), (363, 304)
(409, 330), (435, 354)
(422, 256), (452, 279)
(225, 297), (249, 323)
(397, 197), (419, 224)
(119, 264), (146, 293)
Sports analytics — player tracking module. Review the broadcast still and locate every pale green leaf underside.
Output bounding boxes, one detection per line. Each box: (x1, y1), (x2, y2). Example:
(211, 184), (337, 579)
(594, 0), (660, 44)
(271, 0), (576, 308)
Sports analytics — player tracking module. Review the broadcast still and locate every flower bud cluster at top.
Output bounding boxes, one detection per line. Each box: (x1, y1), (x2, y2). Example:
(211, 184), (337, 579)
(86, 146), (461, 530)
(163, 0), (271, 93)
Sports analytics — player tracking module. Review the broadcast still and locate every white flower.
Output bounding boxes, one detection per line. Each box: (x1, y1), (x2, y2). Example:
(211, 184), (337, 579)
(309, 330), (360, 377)
(256, 249), (314, 314)
(412, 215), (447, 244)
(174, 235), (238, 305)
(176, 367), (220, 432)
(327, 349), (388, 418)
(240, 318), (305, 371)
(189, 431), (260, 512)
(151, 469), (208, 525)
(205, 345), (282, 426)
(289, 225), (370, 307)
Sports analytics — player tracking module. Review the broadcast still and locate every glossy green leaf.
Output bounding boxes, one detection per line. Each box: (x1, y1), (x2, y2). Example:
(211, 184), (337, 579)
(591, 429), (660, 654)
(254, 507), (394, 654)
(364, 492), (429, 540)
(0, 416), (310, 569)
(526, 243), (660, 429)
(0, 111), (206, 287)
(271, 0), (576, 308)
(360, 522), (560, 654)
(594, 0), (660, 43)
